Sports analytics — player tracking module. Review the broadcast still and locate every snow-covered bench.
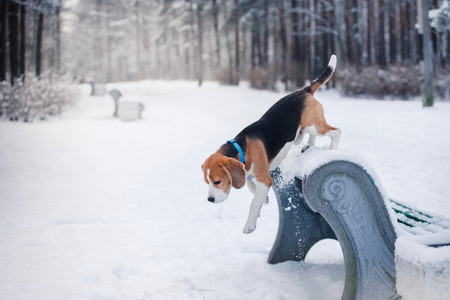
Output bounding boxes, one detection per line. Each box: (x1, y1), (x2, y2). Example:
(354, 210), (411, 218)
(393, 203), (450, 300)
(90, 81), (107, 96)
(269, 147), (450, 300)
(108, 89), (145, 121)
(118, 102), (145, 121)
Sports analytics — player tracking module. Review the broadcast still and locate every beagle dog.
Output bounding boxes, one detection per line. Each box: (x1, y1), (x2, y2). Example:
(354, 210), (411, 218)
(202, 55), (340, 234)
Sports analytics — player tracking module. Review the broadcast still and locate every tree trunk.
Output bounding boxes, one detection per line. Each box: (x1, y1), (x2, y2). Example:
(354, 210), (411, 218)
(188, 2), (195, 80)
(262, 0), (269, 66)
(317, 0), (323, 68)
(409, 0), (417, 63)
(345, 0), (358, 65)
(20, 1), (26, 79)
(234, 0), (240, 80)
(290, 0), (303, 87)
(212, 0), (221, 68)
(291, 0), (300, 65)
(241, 25), (247, 72)
(106, 2), (112, 82)
(36, 13), (44, 78)
(222, 0), (235, 84)
(196, 3), (204, 87)
(383, 0), (391, 65)
(9, 1), (19, 85)
(333, 0), (346, 64)
(417, 0), (433, 107)
(394, 2), (401, 63)
(369, 0), (377, 65)
(277, 0), (287, 82)
(94, 0), (103, 81)
(0, 0), (7, 82)
(377, 0), (386, 67)
(357, 0), (369, 66)
(309, 0), (316, 74)
(135, 1), (141, 79)
(255, 22), (262, 66)
(55, 5), (61, 74)
(250, 23), (256, 68)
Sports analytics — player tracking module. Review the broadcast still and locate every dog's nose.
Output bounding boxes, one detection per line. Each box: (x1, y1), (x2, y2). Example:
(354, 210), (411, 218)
(208, 197), (215, 203)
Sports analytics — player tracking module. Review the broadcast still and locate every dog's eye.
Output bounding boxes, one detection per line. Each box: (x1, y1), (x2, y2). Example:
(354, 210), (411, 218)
(214, 180), (221, 185)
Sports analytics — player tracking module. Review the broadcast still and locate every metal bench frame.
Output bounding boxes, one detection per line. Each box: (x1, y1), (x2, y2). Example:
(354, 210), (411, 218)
(269, 160), (400, 299)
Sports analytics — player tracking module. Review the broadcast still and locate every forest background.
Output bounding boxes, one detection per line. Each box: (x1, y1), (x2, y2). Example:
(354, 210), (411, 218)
(1, 0), (450, 104)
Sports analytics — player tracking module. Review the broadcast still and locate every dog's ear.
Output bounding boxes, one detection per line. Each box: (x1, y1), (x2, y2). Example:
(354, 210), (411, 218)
(221, 158), (246, 189)
(201, 163), (208, 184)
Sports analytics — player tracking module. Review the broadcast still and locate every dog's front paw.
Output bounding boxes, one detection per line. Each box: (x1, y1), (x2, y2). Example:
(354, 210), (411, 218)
(243, 224), (256, 234)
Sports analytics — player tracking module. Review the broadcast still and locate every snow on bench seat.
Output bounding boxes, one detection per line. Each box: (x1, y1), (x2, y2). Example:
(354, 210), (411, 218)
(391, 200), (450, 235)
(118, 101), (144, 121)
(396, 234), (450, 300)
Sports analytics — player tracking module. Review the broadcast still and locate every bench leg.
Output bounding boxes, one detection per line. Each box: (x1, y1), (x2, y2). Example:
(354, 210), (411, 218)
(268, 169), (336, 264)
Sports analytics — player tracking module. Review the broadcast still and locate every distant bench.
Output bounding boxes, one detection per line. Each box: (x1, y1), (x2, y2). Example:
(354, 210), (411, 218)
(90, 81), (107, 96)
(108, 89), (145, 121)
(269, 147), (450, 300)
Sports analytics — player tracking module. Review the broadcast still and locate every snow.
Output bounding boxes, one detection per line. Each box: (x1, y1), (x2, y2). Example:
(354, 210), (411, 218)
(1, 80), (450, 299)
(397, 234), (450, 264)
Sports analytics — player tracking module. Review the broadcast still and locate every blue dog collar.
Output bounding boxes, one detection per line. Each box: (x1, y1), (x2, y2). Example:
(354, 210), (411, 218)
(227, 139), (245, 165)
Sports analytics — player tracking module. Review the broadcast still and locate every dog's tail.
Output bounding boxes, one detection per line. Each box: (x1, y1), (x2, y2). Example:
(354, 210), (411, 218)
(307, 55), (337, 94)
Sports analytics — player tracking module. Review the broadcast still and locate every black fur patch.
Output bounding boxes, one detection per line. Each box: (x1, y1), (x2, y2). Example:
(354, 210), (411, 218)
(230, 90), (307, 161)
(220, 141), (243, 161)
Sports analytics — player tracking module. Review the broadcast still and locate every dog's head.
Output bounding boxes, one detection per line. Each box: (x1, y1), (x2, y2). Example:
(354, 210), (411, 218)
(201, 153), (246, 203)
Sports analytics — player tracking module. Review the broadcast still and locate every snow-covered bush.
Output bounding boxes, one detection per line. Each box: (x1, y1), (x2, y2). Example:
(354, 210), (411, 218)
(0, 72), (76, 122)
(434, 69), (450, 100)
(336, 65), (421, 100)
(337, 64), (450, 100)
(214, 67), (239, 85)
(430, 0), (450, 33)
(248, 66), (277, 91)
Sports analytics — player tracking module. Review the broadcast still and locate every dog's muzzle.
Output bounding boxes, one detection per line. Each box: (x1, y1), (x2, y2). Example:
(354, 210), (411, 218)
(207, 185), (227, 203)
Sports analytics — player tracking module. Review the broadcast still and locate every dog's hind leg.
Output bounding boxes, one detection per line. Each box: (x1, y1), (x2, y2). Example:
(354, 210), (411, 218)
(326, 128), (341, 149)
(307, 133), (317, 146)
(301, 126), (318, 152)
(294, 126), (307, 146)
(315, 123), (341, 150)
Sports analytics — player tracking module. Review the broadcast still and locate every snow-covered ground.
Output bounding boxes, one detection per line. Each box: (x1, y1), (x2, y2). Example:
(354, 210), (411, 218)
(1, 80), (449, 299)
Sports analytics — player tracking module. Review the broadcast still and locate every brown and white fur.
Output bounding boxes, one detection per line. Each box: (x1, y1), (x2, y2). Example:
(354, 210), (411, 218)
(202, 55), (340, 234)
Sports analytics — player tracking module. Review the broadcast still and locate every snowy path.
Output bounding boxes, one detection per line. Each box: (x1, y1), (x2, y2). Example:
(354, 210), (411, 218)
(0, 81), (449, 299)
